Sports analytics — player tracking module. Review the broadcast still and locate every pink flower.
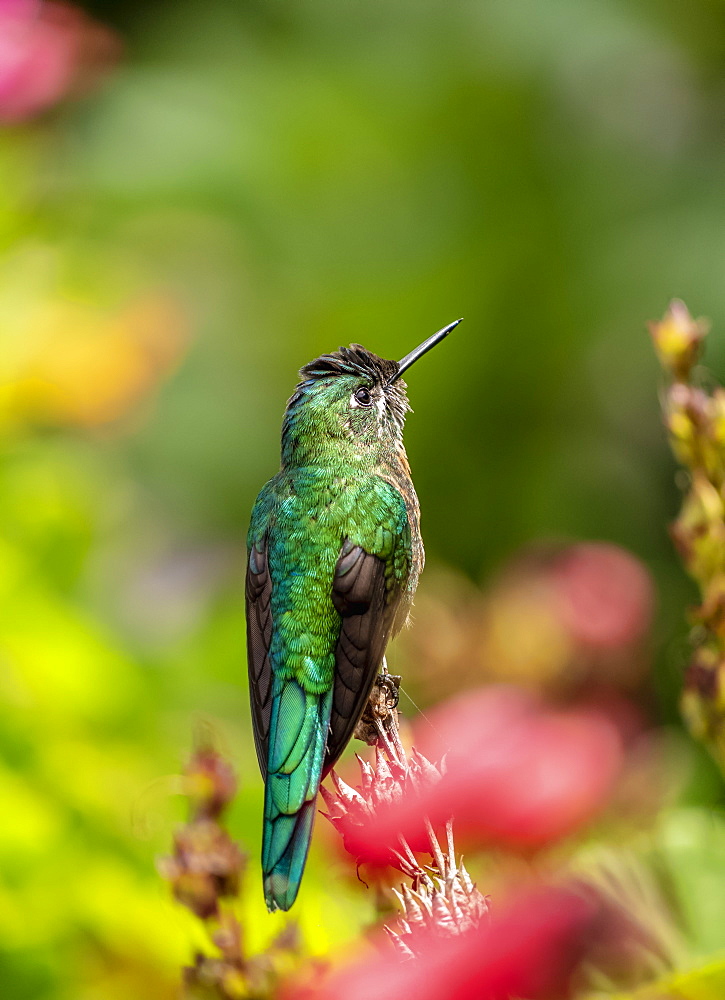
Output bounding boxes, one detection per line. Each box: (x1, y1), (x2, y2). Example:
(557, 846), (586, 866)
(0, 0), (120, 123)
(403, 543), (654, 703)
(285, 884), (603, 1000)
(329, 686), (624, 867)
(551, 543), (654, 650)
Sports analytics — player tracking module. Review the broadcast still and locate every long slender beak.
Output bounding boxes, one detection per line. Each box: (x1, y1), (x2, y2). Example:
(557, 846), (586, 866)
(387, 318), (463, 385)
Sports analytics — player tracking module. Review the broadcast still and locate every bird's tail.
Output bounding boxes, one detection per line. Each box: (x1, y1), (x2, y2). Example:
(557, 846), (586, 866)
(262, 679), (333, 911)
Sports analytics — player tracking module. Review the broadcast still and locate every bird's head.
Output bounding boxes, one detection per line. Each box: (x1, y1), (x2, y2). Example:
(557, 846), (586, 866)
(280, 320), (462, 470)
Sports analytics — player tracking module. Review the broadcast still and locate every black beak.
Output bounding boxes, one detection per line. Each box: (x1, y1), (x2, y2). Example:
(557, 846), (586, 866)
(387, 318), (463, 385)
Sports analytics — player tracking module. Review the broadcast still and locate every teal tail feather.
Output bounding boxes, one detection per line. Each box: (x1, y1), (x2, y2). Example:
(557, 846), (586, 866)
(263, 801), (316, 911)
(262, 679), (333, 912)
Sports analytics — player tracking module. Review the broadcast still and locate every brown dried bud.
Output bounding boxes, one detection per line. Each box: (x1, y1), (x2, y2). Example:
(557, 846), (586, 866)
(159, 819), (244, 919)
(679, 647), (725, 768)
(185, 747), (237, 821)
(683, 648), (720, 702)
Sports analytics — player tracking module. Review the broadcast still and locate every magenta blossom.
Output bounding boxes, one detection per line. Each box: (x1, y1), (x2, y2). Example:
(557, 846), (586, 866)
(551, 543), (654, 650)
(329, 686), (624, 868)
(286, 884), (603, 1000)
(0, 0), (120, 123)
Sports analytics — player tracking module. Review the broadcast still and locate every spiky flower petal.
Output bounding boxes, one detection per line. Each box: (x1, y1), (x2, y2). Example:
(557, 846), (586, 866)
(321, 673), (486, 947)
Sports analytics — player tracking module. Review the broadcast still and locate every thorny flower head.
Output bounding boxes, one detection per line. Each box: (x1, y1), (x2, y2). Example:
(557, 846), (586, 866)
(385, 850), (489, 960)
(321, 679), (626, 966)
(320, 745), (447, 873)
(321, 673), (489, 951)
(324, 685), (623, 877)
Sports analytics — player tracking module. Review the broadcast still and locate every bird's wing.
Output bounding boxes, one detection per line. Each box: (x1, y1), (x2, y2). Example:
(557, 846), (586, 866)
(246, 477), (412, 779)
(246, 475), (412, 910)
(246, 535), (273, 778)
(323, 490), (412, 774)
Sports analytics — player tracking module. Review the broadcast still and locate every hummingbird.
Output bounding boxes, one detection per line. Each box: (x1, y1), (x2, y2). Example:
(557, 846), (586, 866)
(246, 318), (462, 911)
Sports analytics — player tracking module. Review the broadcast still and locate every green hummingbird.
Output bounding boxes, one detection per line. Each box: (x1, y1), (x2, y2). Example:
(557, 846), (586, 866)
(246, 318), (462, 912)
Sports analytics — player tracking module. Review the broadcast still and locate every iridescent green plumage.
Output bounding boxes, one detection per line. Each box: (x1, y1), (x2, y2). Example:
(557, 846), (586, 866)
(246, 322), (460, 911)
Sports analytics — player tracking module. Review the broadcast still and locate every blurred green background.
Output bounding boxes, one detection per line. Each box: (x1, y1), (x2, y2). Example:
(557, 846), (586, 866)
(3, 0), (725, 996)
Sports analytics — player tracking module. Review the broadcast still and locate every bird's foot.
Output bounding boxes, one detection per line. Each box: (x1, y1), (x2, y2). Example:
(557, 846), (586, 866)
(354, 672), (401, 747)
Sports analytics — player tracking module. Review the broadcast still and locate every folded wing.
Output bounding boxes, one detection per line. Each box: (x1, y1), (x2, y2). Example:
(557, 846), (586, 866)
(323, 539), (401, 773)
(246, 536), (273, 778)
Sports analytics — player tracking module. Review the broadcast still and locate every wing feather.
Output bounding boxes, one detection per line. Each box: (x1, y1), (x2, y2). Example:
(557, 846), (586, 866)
(323, 541), (401, 774)
(246, 537), (274, 778)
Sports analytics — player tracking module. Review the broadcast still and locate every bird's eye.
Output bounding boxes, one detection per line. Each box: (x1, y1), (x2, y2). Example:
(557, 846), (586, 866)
(354, 386), (373, 407)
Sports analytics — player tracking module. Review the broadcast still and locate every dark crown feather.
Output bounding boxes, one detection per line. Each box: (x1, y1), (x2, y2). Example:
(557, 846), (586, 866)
(282, 343), (409, 463)
(300, 345), (399, 385)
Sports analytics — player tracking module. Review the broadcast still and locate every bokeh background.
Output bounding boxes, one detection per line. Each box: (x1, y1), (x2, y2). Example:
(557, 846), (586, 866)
(3, 0), (725, 996)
